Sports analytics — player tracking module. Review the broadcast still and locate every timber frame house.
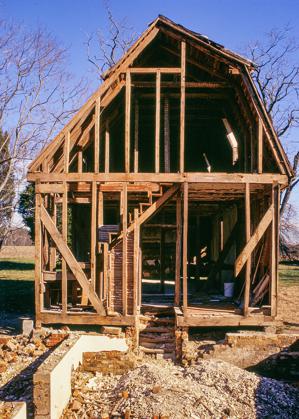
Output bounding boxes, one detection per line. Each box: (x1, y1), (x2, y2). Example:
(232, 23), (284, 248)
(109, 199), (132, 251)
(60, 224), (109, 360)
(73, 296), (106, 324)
(28, 16), (292, 331)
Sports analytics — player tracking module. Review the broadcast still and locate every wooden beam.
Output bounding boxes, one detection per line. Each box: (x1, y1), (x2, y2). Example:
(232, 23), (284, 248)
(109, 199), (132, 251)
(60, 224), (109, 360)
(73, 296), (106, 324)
(125, 71), (131, 173)
(94, 98), (100, 173)
(128, 67), (181, 74)
(155, 70), (161, 173)
(105, 122), (110, 173)
(182, 181), (188, 310)
(175, 191), (182, 306)
(134, 98), (139, 173)
(40, 311), (135, 326)
(121, 183), (128, 315)
(40, 204), (105, 315)
(164, 96), (170, 173)
(235, 204), (273, 277)
(61, 182), (68, 313)
(180, 41), (186, 174)
(28, 172), (289, 186)
(258, 117), (263, 174)
(244, 183), (251, 316)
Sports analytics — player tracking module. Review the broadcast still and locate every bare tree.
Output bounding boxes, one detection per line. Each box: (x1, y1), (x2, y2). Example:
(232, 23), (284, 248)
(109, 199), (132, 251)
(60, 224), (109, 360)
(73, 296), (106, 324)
(0, 19), (87, 247)
(246, 26), (299, 254)
(85, 2), (137, 76)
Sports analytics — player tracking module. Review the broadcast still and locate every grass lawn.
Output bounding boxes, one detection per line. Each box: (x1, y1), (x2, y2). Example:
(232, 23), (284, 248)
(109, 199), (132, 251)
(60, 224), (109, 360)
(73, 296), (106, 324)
(0, 258), (34, 313)
(279, 262), (299, 286)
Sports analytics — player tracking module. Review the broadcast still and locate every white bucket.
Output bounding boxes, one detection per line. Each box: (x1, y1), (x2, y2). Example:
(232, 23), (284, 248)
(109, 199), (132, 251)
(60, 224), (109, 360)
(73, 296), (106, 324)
(224, 282), (234, 298)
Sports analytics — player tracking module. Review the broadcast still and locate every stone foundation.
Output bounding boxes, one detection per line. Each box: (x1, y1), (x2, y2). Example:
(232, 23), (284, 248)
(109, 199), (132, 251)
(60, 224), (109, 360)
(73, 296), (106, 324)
(83, 350), (137, 374)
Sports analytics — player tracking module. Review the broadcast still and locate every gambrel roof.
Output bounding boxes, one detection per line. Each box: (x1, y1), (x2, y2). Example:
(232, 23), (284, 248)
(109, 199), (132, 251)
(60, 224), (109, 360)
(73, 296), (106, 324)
(28, 15), (293, 178)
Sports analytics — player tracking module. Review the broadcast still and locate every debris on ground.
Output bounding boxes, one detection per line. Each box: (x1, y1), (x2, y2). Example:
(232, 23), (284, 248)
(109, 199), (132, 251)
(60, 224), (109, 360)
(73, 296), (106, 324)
(0, 330), (69, 417)
(63, 358), (299, 418)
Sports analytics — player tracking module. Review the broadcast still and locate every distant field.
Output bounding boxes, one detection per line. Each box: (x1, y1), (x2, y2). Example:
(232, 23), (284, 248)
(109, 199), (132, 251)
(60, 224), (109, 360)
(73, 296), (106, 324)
(0, 245), (34, 259)
(279, 262), (299, 286)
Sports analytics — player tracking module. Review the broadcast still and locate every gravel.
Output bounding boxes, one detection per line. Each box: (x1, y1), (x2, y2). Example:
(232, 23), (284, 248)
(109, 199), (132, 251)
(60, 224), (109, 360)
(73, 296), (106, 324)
(63, 358), (299, 418)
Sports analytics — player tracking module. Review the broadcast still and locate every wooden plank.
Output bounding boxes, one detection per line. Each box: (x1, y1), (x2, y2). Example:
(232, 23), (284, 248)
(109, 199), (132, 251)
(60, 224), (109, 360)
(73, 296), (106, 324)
(182, 182), (188, 310)
(155, 70), (161, 173)
(175, 191), (182, 306)
(94, 98), (100, 173)
(40, 204), (105, 315)
(105, 122), (110, 173)
(61, 181), (68, 313)
(164, 97), (170, 173)
(180, 41), (186, 173)
(244, 183), (251, 316)
(134, 98), (139, 173)
(125, 72), (131, 173)
(235, 204), (273, 277)
(133, 208), (139, 315)
(121, 183), (128, 315)
(34, 189), (42, 327)
(258, 117), (263, 174)
(28, 172), (289, 186)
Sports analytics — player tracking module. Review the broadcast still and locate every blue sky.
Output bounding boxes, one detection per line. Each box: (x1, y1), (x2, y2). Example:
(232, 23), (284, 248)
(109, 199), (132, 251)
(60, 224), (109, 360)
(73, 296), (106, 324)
(2, 0), (299, 228)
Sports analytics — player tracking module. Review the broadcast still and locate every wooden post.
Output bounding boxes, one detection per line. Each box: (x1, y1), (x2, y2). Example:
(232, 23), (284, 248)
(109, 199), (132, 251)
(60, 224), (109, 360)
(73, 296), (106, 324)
(94, 98), (100, 173)
(183, 181), (188, 310)
(244, 182), (251, 316)
(180, 41), (186, 174)
(121, 183), (128, 315)
(160, 228), (165, 293)
(175, 191), (182, 306)
(270, 183), (279, 316)
(155, 70), (161, 173)
(164, 96), (170, 173)
(98, 190), (104, 299)
(77, 149), (83, 173)
(134, 98), (139, 173)
(125, 72), (131, 173)
(258, 117), (263, 174)
(91, 181), (97, 291)
(34, 189), (43, 327)
(64, 131), (70, 173)
(61, 181), (68, 313)
(133, 208), (140, 315)
(49, 195), (57, 271)
(105, 121), (110, 173)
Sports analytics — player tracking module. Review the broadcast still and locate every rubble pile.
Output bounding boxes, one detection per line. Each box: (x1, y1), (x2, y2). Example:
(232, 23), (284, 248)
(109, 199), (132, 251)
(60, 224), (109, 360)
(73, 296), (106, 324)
(0, 330), (68, 417)
(63, 358), (299, 418)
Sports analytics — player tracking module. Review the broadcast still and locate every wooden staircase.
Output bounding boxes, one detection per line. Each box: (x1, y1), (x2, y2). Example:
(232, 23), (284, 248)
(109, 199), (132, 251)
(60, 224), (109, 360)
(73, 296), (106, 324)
(139, 307), (176, 360)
